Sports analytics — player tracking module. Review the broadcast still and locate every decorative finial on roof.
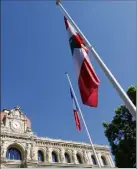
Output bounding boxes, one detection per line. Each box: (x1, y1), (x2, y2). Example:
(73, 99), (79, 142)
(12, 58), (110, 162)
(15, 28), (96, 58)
(14, 106), (20, 110)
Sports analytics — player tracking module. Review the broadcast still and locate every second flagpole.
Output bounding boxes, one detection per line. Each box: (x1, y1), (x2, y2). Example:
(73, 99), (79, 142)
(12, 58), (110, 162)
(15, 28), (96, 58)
(65, 72), (101, 168)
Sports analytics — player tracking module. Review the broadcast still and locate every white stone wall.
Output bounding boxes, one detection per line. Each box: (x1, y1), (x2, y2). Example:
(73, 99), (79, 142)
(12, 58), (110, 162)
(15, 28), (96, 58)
(0, 107), (115, 168)
(1, 137), (114, 168)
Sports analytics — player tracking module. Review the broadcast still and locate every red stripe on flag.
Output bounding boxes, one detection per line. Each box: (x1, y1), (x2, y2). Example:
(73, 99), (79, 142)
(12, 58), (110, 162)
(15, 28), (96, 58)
(78, 58), (100, 107)
(73, 110), (81, 131)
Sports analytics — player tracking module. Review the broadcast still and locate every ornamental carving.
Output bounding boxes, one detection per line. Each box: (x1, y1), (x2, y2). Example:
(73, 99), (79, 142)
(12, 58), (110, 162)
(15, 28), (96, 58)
(46, 147), (52, 162)
(60, 149), (65, 163)
(0, 146), (4, 156)
(72, 150), (77, 164)
(30, 144), (35, 160)
(0, 141), (5, 157)
(83, 150), (89, 164)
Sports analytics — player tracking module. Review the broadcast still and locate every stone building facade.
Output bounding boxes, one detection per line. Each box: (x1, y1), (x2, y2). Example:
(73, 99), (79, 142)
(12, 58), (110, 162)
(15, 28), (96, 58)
(0, 107), (115, 168)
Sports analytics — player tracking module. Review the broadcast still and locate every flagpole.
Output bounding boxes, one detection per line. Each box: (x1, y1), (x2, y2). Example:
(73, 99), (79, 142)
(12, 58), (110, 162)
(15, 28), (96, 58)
(56, 1), (136, 120)
(65, 72), (102, 168)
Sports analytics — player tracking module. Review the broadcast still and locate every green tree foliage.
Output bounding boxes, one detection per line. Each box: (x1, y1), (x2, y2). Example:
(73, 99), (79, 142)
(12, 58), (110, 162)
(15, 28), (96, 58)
(103, 86), (136, 168)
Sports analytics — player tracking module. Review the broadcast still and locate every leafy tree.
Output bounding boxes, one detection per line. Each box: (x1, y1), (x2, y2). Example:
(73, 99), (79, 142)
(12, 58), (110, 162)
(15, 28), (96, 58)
(103, 86), (136, 168)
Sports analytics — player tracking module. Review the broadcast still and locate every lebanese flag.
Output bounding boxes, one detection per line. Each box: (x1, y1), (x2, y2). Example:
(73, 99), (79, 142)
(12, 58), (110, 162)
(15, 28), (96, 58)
(64, 17), (100, 107)
(70, 87), (81, 131)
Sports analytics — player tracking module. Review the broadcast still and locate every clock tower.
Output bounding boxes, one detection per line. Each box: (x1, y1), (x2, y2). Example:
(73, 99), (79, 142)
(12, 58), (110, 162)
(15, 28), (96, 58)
(1, 106), (33, 134)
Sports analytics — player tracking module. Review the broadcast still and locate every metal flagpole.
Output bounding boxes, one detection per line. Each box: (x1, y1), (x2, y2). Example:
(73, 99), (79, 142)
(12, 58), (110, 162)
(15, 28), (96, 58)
(65, 72), (102, 168)
(56, 0), (136, 120)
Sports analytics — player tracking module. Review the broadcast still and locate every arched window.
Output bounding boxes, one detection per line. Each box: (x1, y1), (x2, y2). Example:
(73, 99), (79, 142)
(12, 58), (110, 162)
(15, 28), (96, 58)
(101, 156), (107, 165)
(38, 150), (44, 162)
(76, 154), (82, 164)
(52, 152), (58, 162)
(64, 153), (71, 163)
(91, 155), (97, 165)
(6, 147), (22, 160)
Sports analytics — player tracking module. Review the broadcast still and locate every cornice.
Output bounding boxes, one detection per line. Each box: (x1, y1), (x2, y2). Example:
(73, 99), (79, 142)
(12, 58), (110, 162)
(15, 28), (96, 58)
(1, 131), (110, 152)
(34, 137), (110, 151)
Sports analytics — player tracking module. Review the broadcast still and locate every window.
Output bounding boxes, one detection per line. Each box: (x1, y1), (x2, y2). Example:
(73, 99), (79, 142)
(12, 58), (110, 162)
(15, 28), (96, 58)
(52, 152), (58, 162)
(101, 156), (107, 165)
(91, 155), (97, 165)
(65, 153), (71, 163)
(76, 154), (82, 164)
(6, 148), (22, 160)
(38, 150), (44, 162)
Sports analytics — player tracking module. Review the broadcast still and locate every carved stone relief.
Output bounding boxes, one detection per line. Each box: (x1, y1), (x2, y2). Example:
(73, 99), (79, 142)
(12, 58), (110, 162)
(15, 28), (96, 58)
(0, 141), (5, 157)
(25, 143), (31, 160)
(83, 150), (89, 164)
(60, 149), (65, 163)
(30, 144), (36, 161)
(72, 150), (77, 164)
(45, 147), (49, 162)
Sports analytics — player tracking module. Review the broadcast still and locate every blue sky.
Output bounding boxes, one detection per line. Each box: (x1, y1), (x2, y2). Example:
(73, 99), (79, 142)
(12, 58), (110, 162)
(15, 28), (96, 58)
(1, 1), (135, 147)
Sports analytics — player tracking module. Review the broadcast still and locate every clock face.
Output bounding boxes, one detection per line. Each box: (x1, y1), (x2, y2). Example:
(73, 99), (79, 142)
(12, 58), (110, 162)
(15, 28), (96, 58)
(11, 120), (21, 131)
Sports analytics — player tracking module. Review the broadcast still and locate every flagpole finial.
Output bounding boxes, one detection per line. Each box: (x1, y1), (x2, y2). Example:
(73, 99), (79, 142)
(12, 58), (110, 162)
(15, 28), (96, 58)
(65, 72), (68, 75)
(56, 0), (61, 5)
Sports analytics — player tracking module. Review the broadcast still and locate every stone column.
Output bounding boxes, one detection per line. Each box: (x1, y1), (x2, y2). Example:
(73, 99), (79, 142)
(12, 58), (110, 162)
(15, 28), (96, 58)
(1, 141), (5, 159)
(83, 150), (89, 164)
(97, 152), (103, 166)
(24, 120), (27, 132)
(1, 141), (6, 160)
(87, 152), (92, 165)
(72, 150), (77, 164)
(26, 144), (31, 160)
(30, 144), (36, 161)
(60, 149), (65, 163)
(103, 154), (110, 167)
(47, 148), (52, 163)
(46, 147), (49, 163)
(5, 118), (9, 128)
